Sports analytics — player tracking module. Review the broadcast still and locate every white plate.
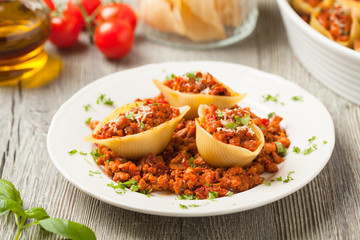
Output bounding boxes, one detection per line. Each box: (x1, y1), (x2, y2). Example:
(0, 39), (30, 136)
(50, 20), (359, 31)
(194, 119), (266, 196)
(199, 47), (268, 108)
(47, 61), (335, 217)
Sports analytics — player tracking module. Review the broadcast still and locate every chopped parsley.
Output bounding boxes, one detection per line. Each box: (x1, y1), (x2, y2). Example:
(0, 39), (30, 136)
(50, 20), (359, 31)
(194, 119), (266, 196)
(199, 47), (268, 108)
(97, 94), (106, 104)
(104, 98), (114, 106)
(276, 176), (282, 181)
(225, 191), (233, 196)
(186, 72), (196, 79)
(108, 179), (141, 194)
(291, 96), (304, 102)
(188, 157), (196, 168)
(275, 142), (287, 156)
(140, 189), (152, 197)
(262, 94), (279, 103)
(263, 180), (271, 186)
(89, 170), (100, 174)
(292, 146), (301, 154)
(83, 104), (91, 111)
(79, 152), (87, 155)
(140, 122), (146, 130)
(207, 191), (219, 199)
(280, 102), (285, 106)
(90, 148), (104, 163)
(239, 114), (251, 125)
(105, 160), (110, 164)
(323, 141), (328, 145)
(267, 112), (275, 119)
(283, 171), (295, 183)
(216, 110), (223, 119)
(126, 113), (134, 119)
(177, 194), (198, 200)
(165, 73), (175, 80)
(225, 123), (237, 130)
(179, 204), (188, 209)
(308, 136), (316, 143)
(85, 117), (92, 125)
(68, 150), (77, 155)
(303, 145), (317, 155)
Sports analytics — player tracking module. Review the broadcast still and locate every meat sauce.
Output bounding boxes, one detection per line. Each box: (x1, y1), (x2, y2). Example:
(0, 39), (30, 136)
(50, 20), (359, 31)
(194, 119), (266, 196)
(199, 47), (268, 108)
(317, 6), (352, 42)
(93, 100), (180, 139)
(200, 105), (261, 152)
(163, 72), (231, 96)
(89, 96), (290, 199)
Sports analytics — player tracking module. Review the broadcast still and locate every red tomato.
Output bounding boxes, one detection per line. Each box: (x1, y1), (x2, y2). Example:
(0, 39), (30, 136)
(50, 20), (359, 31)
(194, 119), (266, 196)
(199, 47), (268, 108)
(49, 15), (82, 48)
(42, 0), (55, 11)
(94, 20), (134, 59)
(261, 118), (270, 126)
(64, 0), (101, 28)
(96, 3), (137, 29)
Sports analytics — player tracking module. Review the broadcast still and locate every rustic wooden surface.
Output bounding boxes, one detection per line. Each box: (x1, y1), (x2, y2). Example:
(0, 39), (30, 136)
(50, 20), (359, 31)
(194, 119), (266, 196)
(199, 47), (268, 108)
(1, 0), (360, 239)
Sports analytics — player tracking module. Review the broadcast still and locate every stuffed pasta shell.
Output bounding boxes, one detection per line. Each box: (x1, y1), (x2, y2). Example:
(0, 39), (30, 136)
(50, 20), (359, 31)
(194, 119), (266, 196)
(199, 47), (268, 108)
(292, 0), (333, 15)
(153, 72), (246, 119)
(85, 101), (190, 159)
(338, 0), (360, 21)
(195, 104), (264, 168)
(310, 3), (360, 47)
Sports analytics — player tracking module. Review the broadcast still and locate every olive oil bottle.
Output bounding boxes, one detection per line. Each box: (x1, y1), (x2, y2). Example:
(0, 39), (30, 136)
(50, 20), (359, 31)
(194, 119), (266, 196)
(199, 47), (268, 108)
(0, 0), (60, 87)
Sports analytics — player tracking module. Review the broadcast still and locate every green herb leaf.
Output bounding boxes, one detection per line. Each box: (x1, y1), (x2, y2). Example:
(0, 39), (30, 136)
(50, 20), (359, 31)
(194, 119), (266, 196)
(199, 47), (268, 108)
(89, 170), (100, 175)
(126, 113), (134, 119)
(292, 146), (301, 154)
(186, 72), (196, 79)
(90, 148), (103, 163)
(165, 74), (175, 80)
(97, 94), (106, 104)
(188, 157), (196, 168)
(308, 136), (316, 143)
(262, 94), (279, 103)
(207, 191), (219, 199)
(291, 96), (304, 102)
(267, 112), (275, 119)
(275, 142), (287, 156)
(263, 180), (271, 186)
(216, 110), (223, 119)
(177, 194), (198, 200)
(225, 123), (237, 130)
(188, 204), (200, 208)
(283, 171), (295, 183)
(303, 146), (317, 155)
(276, 176), (282, 181)
(104, 98), (114, 106)
(323, 141), (328, 145)
(25, 207), (49, 220)
(83, 104), (91, 112)
(225, 191), (233, 196)
(179, 204), (188, 209)
(85, 118), (92, 125)
(238, 114), (251, 126)
(79, 152), (87, 156)
(140, 122), (146, 130)
(0, 198), (25, 217)
(68, 150), (78, 155)
(39, 218), (96, 240)
(0, 179), (23, 206)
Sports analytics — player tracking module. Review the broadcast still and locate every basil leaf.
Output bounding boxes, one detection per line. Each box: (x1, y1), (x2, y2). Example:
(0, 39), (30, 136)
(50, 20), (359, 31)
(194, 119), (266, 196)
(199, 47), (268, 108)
(225, 123), (236, 129)
(39, 218), (96, 240)
(0, 179), (23, 207)
(0, 199), (25, 217)
(25, 207), (50, 220)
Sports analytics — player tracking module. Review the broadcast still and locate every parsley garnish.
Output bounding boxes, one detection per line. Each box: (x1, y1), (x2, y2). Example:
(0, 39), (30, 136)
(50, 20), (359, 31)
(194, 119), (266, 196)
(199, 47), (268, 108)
(108, 179), (141, 194)
(292, 146), (301, 154)
(186, 72), (196, 79)
(275, 142), (287, 156)
(79, 152), (87, 155)
(140, 122), (146, 130)
(303, 145), (317, 155)
(68, 150), (77, 155)
(126, 113), (134, 119)
(276, 176), (282, 181)
(83, 104), (91, 111)
(283, 171), (295, 183)
(225, 123), (237, 129)
(237, 114), (251, 126)
(90, 148), (104, 163)
(267, 112), (275, 119)
(225, 191), (233, 196)
(89, 170), (100, 174)
(105, 160), (110, 164)
(179, 204), (188, 209)
(262, 94), (279, 103)
(291, 96), (304, 102)
(207, 191), (219, 199)
(177, 194), (198, 200)
(216, 110), (223, 119)
(188, 157), (196, 168)
(140, 189), (152, 197)
(323, 141), (328, 144)
(165, 73), (175, 80)
(97, 94), (106, 104)
(263, 180), (271, 186)
(104, 98), (114, 106)
(308, 136), (316, 143)
(85, 117), (92, 125)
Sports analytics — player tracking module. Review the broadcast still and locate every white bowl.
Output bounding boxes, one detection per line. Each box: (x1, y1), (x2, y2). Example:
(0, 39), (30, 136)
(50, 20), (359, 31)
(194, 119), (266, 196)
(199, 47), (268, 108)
(277, 0), (360, 105)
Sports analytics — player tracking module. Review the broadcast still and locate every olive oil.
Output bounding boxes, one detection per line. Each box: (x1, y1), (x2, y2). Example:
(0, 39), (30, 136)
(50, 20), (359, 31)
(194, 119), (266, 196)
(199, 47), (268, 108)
(0, 0), (59, 87)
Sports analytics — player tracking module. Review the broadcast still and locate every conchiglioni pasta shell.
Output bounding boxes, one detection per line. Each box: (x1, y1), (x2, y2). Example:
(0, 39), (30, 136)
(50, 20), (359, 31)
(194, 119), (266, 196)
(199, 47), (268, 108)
(355, 39), (360, 51)
(338, 0), (360, 21)
(153, 79), (246, 119)
(310, 5), (360, 47)
(85, 102), (190, 159)
(292, 0), (333, 15)
(195, 105), (264, 168)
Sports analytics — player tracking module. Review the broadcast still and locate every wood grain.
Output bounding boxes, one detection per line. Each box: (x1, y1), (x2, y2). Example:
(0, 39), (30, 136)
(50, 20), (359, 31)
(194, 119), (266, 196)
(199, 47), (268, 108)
(1, 0), (360, 239)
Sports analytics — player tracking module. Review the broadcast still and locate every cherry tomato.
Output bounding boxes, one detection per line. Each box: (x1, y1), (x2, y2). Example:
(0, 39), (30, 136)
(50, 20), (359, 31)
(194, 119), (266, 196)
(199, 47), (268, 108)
(261, 118), (270, 126)
(42, 0), (55, 11)
(64, 0), (101, 28)
(49, 15), (82, 48)
(96, 3), (137, 30)
(94, 20), (134, 59)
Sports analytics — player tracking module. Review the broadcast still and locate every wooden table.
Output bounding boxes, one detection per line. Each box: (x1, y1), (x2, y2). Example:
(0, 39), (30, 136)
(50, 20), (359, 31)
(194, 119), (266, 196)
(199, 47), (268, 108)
(1, 0), (360, 239)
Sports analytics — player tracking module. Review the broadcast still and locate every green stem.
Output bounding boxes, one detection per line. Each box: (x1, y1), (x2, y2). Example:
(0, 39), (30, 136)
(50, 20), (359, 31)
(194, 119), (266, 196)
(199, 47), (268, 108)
(22, 221), (39, 229)
(14, 228), (22, 240)
(76, 1), (95, 44)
